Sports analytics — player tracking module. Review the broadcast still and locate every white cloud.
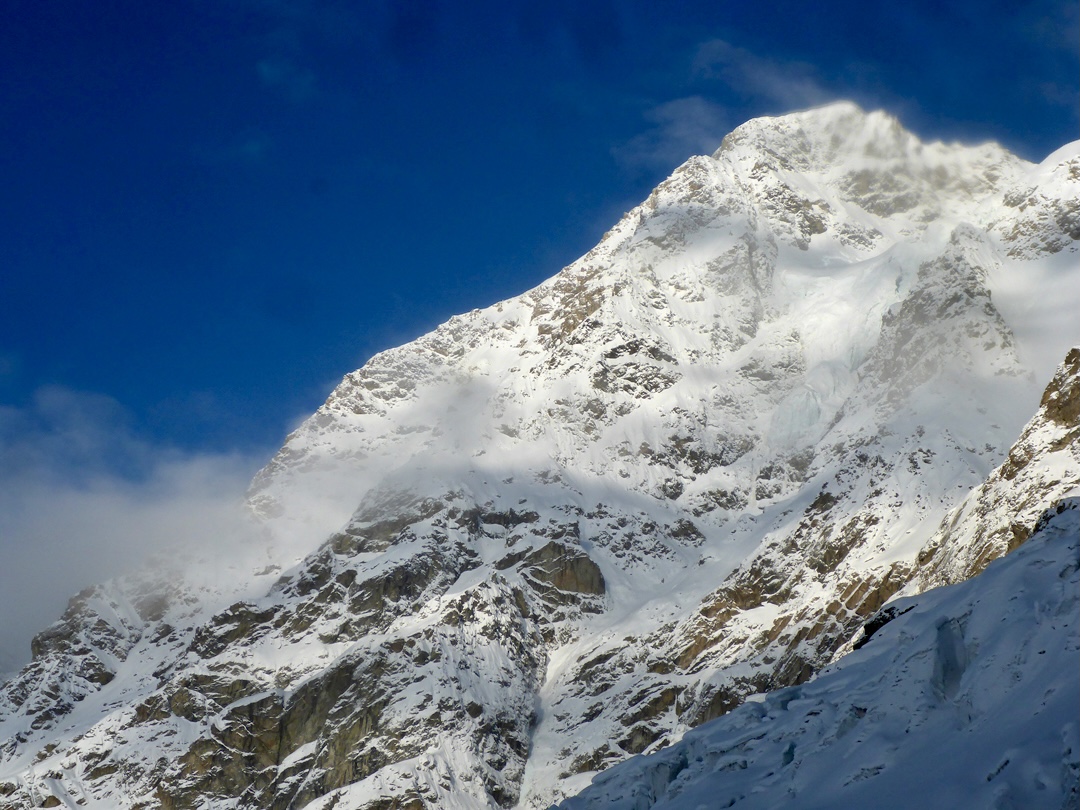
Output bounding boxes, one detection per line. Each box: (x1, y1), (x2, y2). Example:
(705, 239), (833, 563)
(0, 351), (17, 380)
(692, 39), (834, 110)
(190, 130), (276, 167)
(1039, 81), (1080, 117)
(613, 96), (731, 170)
(1023, 0), (1080, 57)
(0, 387), (272, 674)
(615, 40), (843, 172)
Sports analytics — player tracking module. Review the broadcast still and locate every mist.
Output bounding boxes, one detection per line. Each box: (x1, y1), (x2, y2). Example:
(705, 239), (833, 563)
(0, 386), (275, 675)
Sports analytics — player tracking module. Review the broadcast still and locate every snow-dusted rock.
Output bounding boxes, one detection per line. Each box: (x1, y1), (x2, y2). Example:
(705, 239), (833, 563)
(557, 497), (1080, 810)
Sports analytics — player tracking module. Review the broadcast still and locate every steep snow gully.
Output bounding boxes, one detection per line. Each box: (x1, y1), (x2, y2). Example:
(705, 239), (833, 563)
(1, 103), (1078, 809)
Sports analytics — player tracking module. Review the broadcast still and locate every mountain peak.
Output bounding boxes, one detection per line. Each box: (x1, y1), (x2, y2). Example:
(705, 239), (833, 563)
(716, 101), (910, 167)
(0, 106), (1076, 810)
(703, 101), (1030, 239)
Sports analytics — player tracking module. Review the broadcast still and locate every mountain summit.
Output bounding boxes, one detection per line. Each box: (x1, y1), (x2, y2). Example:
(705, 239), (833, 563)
(2, 103), (1078, 809)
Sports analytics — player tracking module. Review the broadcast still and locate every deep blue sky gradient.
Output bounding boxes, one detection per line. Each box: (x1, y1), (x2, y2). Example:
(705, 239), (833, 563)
(2, 0), (1077, 460)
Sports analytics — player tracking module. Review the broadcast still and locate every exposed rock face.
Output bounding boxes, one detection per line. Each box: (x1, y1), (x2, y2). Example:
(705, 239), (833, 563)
(1, 103), (1077, 809)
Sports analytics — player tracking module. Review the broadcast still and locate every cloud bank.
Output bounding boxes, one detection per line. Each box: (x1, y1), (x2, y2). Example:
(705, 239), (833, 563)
(0, 387), (272, 675)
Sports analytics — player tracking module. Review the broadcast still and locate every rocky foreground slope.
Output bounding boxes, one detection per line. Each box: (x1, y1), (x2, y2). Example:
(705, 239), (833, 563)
(1, 103), (1077, 809)
(559, 495), (1080, 810)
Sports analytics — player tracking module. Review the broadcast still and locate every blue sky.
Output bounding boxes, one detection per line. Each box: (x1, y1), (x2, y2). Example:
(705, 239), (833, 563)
(0, 1), (1076, 664)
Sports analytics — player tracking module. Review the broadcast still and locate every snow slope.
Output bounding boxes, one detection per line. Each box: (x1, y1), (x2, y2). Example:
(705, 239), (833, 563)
(0, 103), (1077, 810)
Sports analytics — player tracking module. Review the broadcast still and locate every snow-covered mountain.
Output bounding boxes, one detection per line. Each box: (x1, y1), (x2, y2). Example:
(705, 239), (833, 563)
(1, 102), (1077, 809)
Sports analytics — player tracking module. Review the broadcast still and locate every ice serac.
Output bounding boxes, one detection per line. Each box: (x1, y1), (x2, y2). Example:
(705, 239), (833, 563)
(1, 102), (1077, 809)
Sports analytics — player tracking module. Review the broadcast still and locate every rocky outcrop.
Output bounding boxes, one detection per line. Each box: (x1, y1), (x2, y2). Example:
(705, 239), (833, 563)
(993, 144), (1080, 257)
(0, 576), (175, 738)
